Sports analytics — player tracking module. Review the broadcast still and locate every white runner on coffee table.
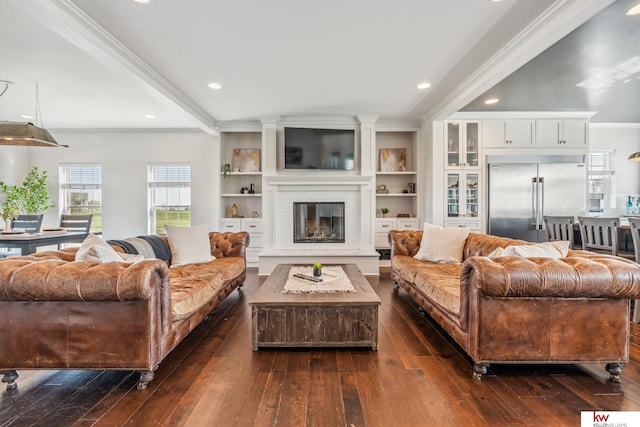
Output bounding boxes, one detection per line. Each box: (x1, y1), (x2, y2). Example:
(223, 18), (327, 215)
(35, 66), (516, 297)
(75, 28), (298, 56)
(283, 265), (356, 293)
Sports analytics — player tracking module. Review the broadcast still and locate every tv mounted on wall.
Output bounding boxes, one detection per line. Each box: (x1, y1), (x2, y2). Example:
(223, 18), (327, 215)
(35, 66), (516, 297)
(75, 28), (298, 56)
(283, 127), (355, 170)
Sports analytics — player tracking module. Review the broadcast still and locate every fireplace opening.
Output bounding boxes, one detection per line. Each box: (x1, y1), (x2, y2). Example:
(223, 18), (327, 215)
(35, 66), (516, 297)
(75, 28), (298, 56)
(293, 202), (345, 243)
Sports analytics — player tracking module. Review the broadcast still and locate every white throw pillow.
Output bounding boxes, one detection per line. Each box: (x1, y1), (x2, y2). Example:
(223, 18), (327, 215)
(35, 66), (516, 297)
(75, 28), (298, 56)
(487, 247), (504, 258)
(414, 223), (470, 263)
(491, 241), (570, 259)
(76, 233), (122, 263)
(165, 224), (215, 267)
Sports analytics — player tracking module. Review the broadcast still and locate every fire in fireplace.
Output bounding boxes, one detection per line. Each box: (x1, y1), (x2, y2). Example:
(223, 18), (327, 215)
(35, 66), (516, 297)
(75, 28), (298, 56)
(293, 202), (345, 243)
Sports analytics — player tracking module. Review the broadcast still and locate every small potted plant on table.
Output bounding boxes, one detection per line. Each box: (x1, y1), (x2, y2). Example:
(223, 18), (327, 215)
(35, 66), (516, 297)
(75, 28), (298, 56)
(381, 208), (389, 218)
(312, 263), (323, 277)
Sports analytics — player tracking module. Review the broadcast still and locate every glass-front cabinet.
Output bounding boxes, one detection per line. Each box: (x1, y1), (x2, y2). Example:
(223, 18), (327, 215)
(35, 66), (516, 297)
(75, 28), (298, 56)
(445, 121), (480, 169)
(446, 172), (479, 220)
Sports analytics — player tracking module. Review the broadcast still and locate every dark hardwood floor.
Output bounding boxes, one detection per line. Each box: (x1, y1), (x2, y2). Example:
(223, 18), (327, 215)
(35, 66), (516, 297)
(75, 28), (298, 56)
(2, 267), (640, 426)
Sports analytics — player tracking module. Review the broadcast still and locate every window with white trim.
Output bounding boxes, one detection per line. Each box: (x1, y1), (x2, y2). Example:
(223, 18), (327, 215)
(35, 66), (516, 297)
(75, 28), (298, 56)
(588, 150), (615, 213)
(59, 163), (102, 233)
(148, 163), (191, 234)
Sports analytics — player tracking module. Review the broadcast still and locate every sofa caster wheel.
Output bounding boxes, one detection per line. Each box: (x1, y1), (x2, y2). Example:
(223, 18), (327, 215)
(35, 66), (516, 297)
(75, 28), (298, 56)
(2, 370), (19, 391)
(137, 370), (155, 390)
(606, 363), (623, 383)
(472, 363), (488, 381)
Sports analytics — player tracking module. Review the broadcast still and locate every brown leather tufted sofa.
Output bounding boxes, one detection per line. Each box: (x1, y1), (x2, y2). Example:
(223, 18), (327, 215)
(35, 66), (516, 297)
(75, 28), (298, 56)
(0, 231), (249, 391)
(389, 230), (640, 381)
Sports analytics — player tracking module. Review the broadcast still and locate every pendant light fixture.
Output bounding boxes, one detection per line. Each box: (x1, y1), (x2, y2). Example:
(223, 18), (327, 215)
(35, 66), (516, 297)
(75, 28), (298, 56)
(0, 81), (67, 148)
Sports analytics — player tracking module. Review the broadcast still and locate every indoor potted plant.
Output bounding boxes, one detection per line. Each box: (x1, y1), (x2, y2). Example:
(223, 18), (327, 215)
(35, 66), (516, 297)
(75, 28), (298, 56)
(0, 183), (21, 232)
(312, 262), (323, 277)
(381, 207), (389, 218)
(19, 166), (54, 216)
(0, 167), (53, 232)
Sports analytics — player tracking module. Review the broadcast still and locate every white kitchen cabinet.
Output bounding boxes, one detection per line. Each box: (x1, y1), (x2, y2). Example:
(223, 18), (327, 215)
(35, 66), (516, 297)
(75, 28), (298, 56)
(536, 119), (587, 147)
(445, 121), (480, 169)
(482, 119), (534, 148)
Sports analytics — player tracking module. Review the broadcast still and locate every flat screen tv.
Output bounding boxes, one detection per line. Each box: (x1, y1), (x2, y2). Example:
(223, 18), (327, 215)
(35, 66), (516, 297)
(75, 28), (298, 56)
(284, 127), (355, 170)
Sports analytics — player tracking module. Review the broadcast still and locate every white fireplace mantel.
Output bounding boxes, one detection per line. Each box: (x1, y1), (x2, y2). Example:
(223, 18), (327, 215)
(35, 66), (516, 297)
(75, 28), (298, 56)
(259, 173), (379, 275)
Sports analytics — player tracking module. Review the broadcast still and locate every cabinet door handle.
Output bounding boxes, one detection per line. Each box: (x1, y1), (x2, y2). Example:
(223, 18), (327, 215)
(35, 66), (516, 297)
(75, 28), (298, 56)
(225, 225), (234, 228)
(249, 225), (256, 228)
(381, 224), (389, 228)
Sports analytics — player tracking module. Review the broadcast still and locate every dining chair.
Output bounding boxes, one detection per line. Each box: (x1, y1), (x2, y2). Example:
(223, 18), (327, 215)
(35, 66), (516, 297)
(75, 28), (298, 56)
(576, 216), (619, 255)
(543, 215), (575, 249)
(11, 214), (44, 233)
(0, 215), (44, 257)
(627, 218), (640, 322)
(58, 214), (93, 249)
(59, 214), (93, 232)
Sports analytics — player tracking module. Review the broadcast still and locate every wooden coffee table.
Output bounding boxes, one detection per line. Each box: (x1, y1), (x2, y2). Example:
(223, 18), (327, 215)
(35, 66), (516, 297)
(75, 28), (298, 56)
(249, 264), (381, 350)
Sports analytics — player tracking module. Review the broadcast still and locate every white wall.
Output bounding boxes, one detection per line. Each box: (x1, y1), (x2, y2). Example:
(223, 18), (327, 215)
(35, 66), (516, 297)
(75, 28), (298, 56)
(25, 129), (219, 240)
(0, 146), (32, 185)
(590, 124), (640, 214)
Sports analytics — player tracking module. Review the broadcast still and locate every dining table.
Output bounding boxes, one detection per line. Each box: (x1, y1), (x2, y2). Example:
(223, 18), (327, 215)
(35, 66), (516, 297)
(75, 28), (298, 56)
(0, 229), (89, 256)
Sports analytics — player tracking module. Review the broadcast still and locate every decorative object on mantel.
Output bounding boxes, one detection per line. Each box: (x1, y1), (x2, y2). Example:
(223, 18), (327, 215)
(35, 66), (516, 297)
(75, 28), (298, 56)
(0, 82), (68, 148)
(231, 203), (238, 218)
(381, 208), (389, 218)
(379, 148), (407, 172)
(232, 149), (260, 172)
(312, 263), (323, 277)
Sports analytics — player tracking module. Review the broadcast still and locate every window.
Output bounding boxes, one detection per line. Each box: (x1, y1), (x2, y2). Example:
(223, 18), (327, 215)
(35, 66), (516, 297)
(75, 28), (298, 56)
(59, 163), (102, 233)
(587, 150), (615, 214)
(148, 164), (191, 234)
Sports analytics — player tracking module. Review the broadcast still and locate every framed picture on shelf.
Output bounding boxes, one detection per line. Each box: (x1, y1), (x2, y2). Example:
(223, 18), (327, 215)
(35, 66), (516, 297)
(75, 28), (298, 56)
(379, 148), (407, 172)
(232, 149), (260, 172)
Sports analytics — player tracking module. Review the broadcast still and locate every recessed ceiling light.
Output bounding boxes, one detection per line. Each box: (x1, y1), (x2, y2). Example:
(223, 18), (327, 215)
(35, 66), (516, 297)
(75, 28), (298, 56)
(207, 82), (222, 90)
(484, 98), (499, 105)
(133, 0), (151, 4)
(417, 82), (431, 90)
(627, 4), (640, 15)
(144, 114), (155, 119)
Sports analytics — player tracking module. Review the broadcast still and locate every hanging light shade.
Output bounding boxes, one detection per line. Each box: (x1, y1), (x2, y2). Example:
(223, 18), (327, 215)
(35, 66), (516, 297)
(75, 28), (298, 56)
(0, 81), (67, 148)
(0, 121), (67, 147)
(628, 152), (640, 161)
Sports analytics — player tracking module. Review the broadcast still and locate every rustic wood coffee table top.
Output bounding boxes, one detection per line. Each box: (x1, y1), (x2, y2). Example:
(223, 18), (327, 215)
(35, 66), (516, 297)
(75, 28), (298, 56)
(249, 264), (381, 306)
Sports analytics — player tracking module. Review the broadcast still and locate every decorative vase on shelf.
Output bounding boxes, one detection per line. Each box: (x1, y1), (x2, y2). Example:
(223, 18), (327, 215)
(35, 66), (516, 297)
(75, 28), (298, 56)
(3, 219), (11, 232)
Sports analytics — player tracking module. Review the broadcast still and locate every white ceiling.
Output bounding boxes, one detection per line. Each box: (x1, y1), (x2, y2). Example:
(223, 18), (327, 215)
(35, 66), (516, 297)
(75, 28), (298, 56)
(0, 0), (627, 132)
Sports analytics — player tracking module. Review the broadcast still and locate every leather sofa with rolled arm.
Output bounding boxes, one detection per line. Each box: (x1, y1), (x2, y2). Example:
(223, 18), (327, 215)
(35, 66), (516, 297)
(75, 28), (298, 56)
(389, 230), (640, 381)
(0, 231), (249, 391)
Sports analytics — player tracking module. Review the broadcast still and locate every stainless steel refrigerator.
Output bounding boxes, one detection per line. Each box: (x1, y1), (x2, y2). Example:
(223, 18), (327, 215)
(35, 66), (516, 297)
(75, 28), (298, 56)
(487, 155), (586, 242)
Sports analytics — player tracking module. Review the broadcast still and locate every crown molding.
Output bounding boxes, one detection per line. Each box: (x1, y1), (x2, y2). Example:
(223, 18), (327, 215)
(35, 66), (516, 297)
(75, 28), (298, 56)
(21, 0), (217, 135)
